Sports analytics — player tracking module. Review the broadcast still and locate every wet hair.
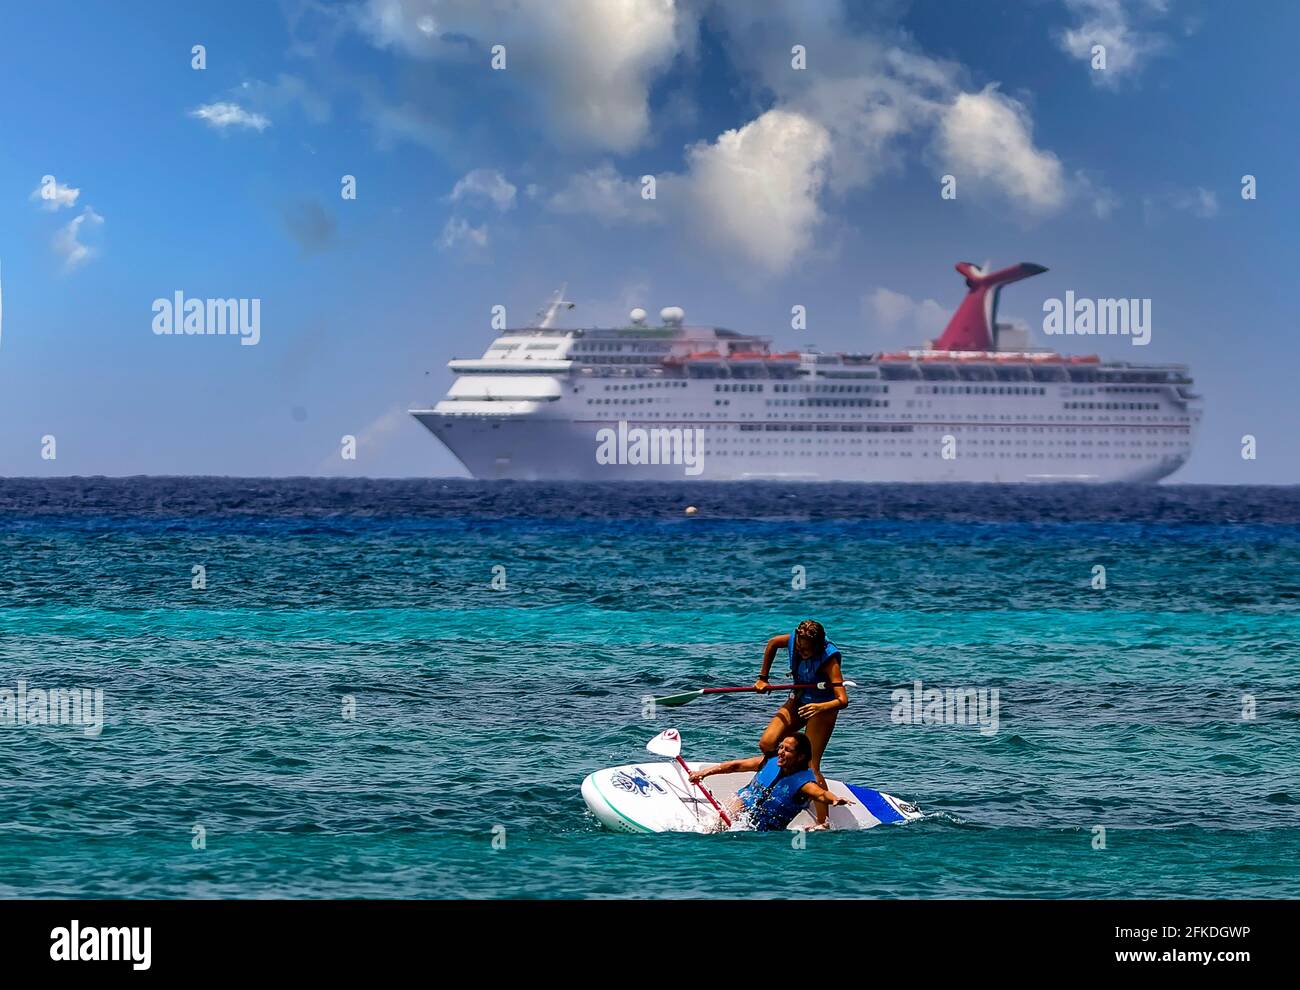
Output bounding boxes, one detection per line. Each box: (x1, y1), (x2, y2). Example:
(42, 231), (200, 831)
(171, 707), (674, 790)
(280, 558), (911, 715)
(783, 733), (813, 765)
(795, 619), (826, 652)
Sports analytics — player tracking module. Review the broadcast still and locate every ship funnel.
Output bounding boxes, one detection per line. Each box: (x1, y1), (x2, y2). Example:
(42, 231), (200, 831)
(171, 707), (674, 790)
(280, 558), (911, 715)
(932, 262), (1047, 351)
(660, 306), (684, 326)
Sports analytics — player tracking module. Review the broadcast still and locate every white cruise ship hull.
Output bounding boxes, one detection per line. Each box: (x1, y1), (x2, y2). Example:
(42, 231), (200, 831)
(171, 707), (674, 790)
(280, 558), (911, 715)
(411, 411), (1192, 483)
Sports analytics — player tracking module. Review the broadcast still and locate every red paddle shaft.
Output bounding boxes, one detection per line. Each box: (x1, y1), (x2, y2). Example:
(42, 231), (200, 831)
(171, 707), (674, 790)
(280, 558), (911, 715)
(700, 681), (851, 696)
(675, 755), (731, 828)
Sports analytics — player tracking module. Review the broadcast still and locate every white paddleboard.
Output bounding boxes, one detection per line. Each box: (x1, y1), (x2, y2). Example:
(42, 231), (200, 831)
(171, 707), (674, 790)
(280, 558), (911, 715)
(581, 761), (921, 834)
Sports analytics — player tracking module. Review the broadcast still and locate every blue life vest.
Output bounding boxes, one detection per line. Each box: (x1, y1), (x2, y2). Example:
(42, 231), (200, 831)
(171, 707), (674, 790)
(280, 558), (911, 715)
(737, 756), (816, 831)
(788, 626), (840, 703)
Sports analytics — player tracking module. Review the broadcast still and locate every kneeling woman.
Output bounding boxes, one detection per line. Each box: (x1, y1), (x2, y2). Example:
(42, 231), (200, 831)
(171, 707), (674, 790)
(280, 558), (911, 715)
(690, 734), (847, 831)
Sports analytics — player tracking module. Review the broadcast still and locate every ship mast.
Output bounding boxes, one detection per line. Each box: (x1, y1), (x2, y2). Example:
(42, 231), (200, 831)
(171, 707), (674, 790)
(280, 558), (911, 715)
(537, 284), (575, 329)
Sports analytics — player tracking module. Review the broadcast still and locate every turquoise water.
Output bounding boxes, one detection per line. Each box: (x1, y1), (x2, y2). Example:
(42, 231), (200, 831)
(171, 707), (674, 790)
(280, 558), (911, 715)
(1, 479), (1297, 898)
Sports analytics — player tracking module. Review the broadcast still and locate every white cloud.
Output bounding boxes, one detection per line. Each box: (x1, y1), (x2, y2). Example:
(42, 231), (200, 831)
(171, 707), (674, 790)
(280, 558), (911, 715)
(439, 217), (488, 250)
(1173, 186), (1219, 219)
(237, 74), (331, 124)
(1055, 0), (1170, 89)
(707, 3), (955, 195)
(352, 1), (1103, 272)
(53, 207), (104, 271)
(864, 287), (949, 349)
(934, 86), (1067, 215)
(449, 169), (517, 212)
(535, 109), (833, 272)
(189, 102), (272, 132)
(709, 1), (1074, 222)
(546, 164), (661, 224)
(1075, 170), (1120, 219)
(1143, 186), (1220, 224)
(683, 109), (832, 273)
(355, 0), (686, 152)
(29, 177), (80, 211)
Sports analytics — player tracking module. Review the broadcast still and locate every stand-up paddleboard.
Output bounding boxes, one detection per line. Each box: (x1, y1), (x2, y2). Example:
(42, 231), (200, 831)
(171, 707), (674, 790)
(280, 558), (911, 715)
(581, 759), (922, 834)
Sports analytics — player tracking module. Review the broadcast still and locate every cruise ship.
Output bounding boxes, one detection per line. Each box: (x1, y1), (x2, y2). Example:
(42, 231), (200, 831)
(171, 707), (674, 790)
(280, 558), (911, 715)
(411, 262), (1200, 482)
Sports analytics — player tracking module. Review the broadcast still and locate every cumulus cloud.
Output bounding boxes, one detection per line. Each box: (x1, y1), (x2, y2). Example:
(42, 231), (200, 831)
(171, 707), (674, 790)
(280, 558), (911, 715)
(189, 102), (272, 132)
(539, 111), (832, 271)
(355, 0), (687, 152)
(684, 109), (832, 273)
(1055, 0), (1171, 89)
(541, 108), (837, 268)
(449, 169), (517, 212)
(350, 1), (1102, 272)
(934, 86), (1067, 215)
(29, 177), (80, 211)
(53, 207), (104, 271)
(545, 164), (661, 224)
(864, 287), (950, 349)
(708, 3), (954, 195)
(710, 2), (1074, 221)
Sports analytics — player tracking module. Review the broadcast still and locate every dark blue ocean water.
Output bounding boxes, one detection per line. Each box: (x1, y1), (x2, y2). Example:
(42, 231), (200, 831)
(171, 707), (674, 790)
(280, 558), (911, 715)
(1, 479), (1297, 898)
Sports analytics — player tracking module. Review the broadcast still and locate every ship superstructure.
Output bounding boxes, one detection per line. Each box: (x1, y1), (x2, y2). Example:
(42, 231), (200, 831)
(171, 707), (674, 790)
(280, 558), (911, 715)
(410, 264), (1200, 482)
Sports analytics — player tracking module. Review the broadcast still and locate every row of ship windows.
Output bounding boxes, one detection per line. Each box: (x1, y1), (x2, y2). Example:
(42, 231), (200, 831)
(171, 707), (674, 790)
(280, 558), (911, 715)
(1065, 402), (1160, 410)
(602, 381), (689, 390)
(918, 385), (1047, 396)
(570, 366), (1189, 384)
(700, 445), (1182, 459)
(728, 423), (1188, 436)
(1073, 386), (1167, 395)
(578, 356), (663, 363)
(770, 384), (887, 394)
(582, 399), (1186, 424)
(571, 343), (668, 353)
(712, 435), (1184, 447)
(712, 399), (891, 408)
(594, 382), (895, 394)
(589, 381), (1180, 397)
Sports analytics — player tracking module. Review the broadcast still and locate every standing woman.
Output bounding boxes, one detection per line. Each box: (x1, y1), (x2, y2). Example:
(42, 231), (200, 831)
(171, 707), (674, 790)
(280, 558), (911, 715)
(754, 619), (848, 828)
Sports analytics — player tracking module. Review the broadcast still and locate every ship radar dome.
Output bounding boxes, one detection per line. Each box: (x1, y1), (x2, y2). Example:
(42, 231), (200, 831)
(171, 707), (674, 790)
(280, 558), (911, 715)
(629, 308), (647, 325)
(660, 306), (685, 326)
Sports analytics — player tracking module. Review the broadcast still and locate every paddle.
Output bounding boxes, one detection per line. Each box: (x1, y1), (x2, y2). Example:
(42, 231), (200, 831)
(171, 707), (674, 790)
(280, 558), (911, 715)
(652, 680), (858, 708)
(646, 728), (731, 828)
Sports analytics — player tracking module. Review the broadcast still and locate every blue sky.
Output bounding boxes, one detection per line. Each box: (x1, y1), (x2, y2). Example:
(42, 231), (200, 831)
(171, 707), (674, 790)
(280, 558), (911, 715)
(1, 0), (1295, 482)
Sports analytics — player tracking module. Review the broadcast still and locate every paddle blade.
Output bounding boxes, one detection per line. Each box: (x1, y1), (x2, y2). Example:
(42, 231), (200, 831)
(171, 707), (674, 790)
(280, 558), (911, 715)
(653, 689), (704, 708)
(646, 728), (682, 758)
